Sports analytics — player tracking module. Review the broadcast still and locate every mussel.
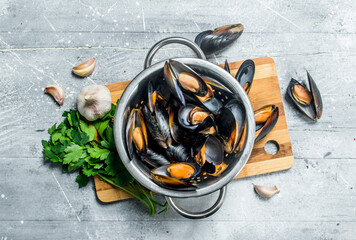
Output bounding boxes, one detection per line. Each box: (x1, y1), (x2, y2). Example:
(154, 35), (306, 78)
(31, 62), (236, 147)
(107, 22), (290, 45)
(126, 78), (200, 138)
(223, 59), (255, 94)
(126, 108), (148, 158)
(195, 24), (244, 55)
(151, 162), (200, 188)
(235, 59), (255, 94)
(164, 60), (222, 114)
(193, 136), (224, 174)
(147, 80), (168, 114)
(287, 71), (323, 120)
(178, 104), (215, 134)
(254, 105), (279, 143)
(126, 108), (170, 168)
(216, 99), (246, 153)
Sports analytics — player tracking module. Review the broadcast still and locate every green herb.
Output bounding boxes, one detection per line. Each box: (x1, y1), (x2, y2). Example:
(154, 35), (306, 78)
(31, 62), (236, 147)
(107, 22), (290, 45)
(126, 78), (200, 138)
(42, 104), (167, 216)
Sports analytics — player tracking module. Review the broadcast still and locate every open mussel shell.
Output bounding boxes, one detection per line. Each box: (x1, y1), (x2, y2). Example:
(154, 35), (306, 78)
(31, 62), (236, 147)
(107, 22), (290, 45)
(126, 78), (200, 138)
(126, 108), (148, 159)
(193, 136), (224, 173)
(147, 80), (168, 113)
(287, 78), (316, 120)
(164, 60), (209, 104)
(307, 71), (323, 119)
(178, 104), (215, 133)
(195, 24), (244, 55)
(163, 61), (186, 106)
(255, 105), (279, 143)
(216, 99), (246, 153)
(254, 105), (276, 131)
(151, 163), (200, 188)
(235, 59), (255, 94)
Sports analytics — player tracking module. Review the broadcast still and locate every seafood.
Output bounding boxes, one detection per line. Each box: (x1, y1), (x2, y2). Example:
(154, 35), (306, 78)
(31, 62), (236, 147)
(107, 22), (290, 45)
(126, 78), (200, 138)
(287, 71), (323, 120)
(254, 105), (279, 143)
(125, 59), (254, 189)
(195, 24), (244, 55)
(151, 162), (201, 188)
(224, 59), (255, 94)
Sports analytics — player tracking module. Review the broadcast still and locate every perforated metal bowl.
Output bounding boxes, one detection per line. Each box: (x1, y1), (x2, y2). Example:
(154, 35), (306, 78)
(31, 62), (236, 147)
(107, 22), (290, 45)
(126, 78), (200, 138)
(113, 37), (255, 218)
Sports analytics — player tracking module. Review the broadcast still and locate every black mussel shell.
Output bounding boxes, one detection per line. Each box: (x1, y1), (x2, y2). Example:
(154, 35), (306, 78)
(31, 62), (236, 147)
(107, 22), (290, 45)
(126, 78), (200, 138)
(142, 149), (170, 168)
(126, 108), (148, 158)
(254, 105), (276, 131)
(154, 103), (172, 146)
(142, 105), (168, 148)
(195, 24), (244, 55)
(307, 71), (323, 119)
(163, 61), (186, 106)
(193, 135), (224, 167)
(168, 105), (185, 144)
(147, 81), (168, 113)
(287, 78), (316, 120)
(178, 104), (215, 133)
(166, 145), (190, 162)
(125, 109), (135, 159)
(216, 100), (246, 153)
(255, 106), (279, 143)
(224, 59), (231, 73)
(235, 59), (255, 94)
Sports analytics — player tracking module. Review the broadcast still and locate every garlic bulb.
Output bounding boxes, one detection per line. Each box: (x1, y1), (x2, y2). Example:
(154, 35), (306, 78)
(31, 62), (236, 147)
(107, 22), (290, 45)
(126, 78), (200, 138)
(77, 85), (112, 121)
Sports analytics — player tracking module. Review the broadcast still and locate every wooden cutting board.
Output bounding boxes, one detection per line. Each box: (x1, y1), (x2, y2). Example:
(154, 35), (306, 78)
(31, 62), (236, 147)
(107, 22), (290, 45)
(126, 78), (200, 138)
(94, 57), (294, 202)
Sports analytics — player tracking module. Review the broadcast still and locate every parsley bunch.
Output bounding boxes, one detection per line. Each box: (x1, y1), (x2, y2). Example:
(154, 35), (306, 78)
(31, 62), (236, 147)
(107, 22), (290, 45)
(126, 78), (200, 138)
(42, 104), (168, 215)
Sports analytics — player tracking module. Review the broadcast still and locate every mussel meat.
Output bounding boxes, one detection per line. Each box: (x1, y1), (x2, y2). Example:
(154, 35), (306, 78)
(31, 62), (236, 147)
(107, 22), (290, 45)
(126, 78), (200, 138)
(151, 163), (200, 188)
(254, 105), (279, 143)
(195, 24), (244, 55)
(178, 104), (216, 134)
(287, 71), (323, 120)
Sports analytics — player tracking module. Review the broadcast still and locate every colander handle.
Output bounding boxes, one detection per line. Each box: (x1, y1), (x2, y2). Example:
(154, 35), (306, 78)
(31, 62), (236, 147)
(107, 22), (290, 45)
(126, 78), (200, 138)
(165, 185), (227, 219)
(144, 37), (206, 69)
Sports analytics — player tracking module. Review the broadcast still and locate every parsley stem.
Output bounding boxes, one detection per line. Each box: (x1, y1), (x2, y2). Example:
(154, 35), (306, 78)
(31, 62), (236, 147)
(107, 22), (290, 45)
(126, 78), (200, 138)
(97, 174), (152, 213)
(136, 183), (156, 216)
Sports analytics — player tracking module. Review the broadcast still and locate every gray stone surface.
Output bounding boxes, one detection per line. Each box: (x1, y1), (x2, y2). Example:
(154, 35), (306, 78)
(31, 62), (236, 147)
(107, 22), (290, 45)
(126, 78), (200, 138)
(0, 0), (355, 239)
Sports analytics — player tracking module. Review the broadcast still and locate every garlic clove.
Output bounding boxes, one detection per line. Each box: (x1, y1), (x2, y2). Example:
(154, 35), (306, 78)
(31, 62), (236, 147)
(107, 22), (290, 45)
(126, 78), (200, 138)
(253, 184), (279, 199)
(72, 58), (96, 77)
(44, 85), (65, 106)
(77, 85), (112, 121)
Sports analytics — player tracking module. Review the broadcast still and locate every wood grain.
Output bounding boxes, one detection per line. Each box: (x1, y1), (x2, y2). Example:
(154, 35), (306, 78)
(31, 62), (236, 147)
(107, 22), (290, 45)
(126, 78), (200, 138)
(94, 56), (294, 202)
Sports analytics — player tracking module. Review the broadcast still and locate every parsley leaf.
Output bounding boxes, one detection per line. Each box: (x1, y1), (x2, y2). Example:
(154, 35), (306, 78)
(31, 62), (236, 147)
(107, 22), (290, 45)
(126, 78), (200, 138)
(76, 174), (89, 188)
(63, 144), (86, 164)
(80, 120), (96, 141)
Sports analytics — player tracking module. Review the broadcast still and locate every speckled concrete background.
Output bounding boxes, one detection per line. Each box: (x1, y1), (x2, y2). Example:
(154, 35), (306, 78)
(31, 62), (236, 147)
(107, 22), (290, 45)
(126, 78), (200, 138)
(0, 0), (355, 239)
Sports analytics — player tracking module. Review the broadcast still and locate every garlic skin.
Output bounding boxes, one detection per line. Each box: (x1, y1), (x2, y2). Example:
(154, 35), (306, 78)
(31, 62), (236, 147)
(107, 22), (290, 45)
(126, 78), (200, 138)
(72, 58), (96, 77)
(77, 85), (112, 121)
(45, 85), (65, 106)
(253, 184), (279, 199)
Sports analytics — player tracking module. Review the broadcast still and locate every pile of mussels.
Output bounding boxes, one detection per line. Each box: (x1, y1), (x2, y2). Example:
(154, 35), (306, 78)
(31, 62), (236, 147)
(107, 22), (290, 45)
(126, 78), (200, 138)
(125, 59), (279, 189)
